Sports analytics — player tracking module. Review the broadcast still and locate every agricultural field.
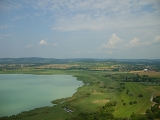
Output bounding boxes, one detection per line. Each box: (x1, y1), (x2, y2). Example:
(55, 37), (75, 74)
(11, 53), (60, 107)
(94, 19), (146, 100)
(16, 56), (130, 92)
(131, 70), (160, 77)
(0, 59), (160, 120)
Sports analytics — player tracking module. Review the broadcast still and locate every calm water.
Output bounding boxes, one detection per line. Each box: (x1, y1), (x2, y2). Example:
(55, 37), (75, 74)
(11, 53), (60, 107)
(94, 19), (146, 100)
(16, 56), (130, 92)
(0, 74), (83, 117)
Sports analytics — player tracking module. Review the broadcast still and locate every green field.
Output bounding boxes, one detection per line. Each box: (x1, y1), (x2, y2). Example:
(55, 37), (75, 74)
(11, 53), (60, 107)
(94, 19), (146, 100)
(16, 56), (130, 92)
(114, 82), (153, 117)
(0, 67), (160, 119)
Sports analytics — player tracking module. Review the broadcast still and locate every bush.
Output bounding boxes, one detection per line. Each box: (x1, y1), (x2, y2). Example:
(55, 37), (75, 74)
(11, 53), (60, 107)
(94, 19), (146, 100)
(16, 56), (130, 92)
(113, 68), (119, 71)
(133, 101), (137, 104)
(123, 103), (126, 106)
(153, 95), (160, 104)
(129, 101), (133, 105)
(138, 94), (143, 97)
(126, 90), (129, 94)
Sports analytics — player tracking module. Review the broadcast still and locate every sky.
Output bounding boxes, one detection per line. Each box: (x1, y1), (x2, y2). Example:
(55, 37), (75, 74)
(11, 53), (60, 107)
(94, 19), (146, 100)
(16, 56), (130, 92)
(0, 0), (160, 59)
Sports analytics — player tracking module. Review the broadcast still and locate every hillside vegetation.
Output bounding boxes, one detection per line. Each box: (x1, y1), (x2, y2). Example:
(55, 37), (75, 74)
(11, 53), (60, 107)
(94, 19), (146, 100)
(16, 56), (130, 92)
(0, 59), (160, 120)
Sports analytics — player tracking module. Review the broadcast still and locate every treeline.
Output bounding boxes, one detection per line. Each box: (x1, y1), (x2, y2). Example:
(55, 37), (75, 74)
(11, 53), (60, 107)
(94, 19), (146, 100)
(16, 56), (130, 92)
(104, 73), (160, 85)
(123, 74), (160, 83)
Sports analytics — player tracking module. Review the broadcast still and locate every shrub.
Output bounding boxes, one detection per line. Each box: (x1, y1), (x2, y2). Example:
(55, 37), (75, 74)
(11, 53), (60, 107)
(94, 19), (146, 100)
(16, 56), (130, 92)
(133, 101), (137, 104)
(138, 94), (143, 97)
(129, 101), (133, 105)
(126, 90), (129, 94)
(123, 103), (126, 106)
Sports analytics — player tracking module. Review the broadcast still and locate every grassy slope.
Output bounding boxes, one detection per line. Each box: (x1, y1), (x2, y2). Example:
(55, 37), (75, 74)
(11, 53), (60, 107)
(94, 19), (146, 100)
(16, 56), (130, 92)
(0, 70), (159, 119)
(113, 82), (158, 117)
(0, 70), (116, 120)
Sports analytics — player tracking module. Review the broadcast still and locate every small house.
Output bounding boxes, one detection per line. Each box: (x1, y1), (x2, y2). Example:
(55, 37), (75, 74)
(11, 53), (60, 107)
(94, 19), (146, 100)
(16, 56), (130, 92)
(144, 69), (148, 72)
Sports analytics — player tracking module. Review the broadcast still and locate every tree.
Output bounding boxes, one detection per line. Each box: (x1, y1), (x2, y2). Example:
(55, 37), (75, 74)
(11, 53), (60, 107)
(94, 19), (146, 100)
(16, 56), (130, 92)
(130, 112), (136, 118)
(126, 90), (129, 94)
(123, 103), (126, 106)
(133, 101), (137, 104)
(129, 101), (133, 105)
(138, 94), (143, 97)
(146, 109), (155, 119)
(153, 95), (160, 104)
(113, 68), (119, 71)
(125, 76), (128, 82)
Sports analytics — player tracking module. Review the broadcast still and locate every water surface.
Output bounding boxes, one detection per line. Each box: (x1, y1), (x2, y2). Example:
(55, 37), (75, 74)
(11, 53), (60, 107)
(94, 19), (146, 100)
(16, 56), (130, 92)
(0, 74), (83, 117)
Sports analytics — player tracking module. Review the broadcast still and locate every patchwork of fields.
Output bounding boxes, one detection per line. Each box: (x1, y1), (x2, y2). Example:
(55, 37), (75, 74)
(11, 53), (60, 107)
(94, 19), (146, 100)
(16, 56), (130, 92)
(0, 60), (160, 120)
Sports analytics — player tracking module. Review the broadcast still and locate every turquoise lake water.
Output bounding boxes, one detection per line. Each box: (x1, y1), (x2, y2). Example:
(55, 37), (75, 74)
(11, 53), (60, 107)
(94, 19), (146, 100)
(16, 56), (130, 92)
(0, 74), (83, 117)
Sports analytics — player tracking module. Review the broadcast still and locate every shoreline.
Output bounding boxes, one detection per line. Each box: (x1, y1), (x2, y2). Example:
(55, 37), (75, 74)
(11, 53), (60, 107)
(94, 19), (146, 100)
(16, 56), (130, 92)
(0, 73), (84, 118)
(1, 69), (159, 119)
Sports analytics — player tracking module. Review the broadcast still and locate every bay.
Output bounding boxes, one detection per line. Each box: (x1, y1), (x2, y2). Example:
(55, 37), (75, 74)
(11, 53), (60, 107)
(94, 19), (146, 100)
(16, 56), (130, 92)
(0, 74), (83, 117)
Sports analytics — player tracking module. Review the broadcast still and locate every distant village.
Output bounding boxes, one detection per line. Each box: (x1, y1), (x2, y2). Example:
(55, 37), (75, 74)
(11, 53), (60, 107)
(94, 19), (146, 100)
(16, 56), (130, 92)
(0, 63), (159, 72)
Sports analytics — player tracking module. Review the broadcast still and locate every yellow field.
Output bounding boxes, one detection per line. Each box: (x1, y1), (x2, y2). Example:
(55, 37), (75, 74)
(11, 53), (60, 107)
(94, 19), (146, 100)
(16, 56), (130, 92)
(36, 64), (78, 69)
(130, 70), (160, 77)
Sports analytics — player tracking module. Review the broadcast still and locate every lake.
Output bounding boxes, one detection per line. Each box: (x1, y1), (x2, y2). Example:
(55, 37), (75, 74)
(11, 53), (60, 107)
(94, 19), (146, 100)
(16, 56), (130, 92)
(0, 74), (83, 117)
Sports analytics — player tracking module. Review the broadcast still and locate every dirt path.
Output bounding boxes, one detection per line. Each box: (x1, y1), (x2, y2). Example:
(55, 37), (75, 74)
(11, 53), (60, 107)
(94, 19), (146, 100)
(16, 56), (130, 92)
(150, 93), (156, 107)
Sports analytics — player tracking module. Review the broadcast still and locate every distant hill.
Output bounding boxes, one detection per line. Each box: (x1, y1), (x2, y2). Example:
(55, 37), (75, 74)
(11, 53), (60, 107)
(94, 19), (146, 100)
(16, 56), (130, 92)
(115, 59), (160, 65)
(0, 57), (68, 64)
(0, 57), (160, 65)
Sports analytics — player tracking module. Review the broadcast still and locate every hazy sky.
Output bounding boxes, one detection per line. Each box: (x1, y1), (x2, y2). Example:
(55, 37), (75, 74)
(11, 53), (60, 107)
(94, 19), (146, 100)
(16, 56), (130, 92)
(0, 0), (160, 59)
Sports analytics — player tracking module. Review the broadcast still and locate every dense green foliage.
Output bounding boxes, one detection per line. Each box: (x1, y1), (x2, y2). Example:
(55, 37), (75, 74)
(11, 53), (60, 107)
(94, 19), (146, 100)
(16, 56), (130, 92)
(66, 101), (116, 120)
(153, 96), (160, 104)
(131, 96), (160, 120)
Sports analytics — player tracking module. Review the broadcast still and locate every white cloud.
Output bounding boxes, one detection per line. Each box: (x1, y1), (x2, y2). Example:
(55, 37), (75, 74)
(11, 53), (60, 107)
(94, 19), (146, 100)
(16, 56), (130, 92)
(125, 38), (150, 48)
(0, 1), (23, 12)
(102, 50), (113, 54)
(74, 51), (82, 54)
(11, 15), (26, 21)
(153, 36), (160, 43)
(39, 40), (47, 45)
(2, 0), (159, 31)
(48, 0), (160, 31)
(101, 34), (123, 49)
(0, 25), (8, 29)
(52, 43), (58, 46)
(99, 34), (156, 55)
(125, 38), (140, 47)
(0, 0), (160, 58)
(97, 48), (113, 55)
(0, 34), (12, 40)
(51, 14), (107, 31)
(98, 34), (123, 55)
(0, 34), (10, 37)
(25, 44), (33, 48)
